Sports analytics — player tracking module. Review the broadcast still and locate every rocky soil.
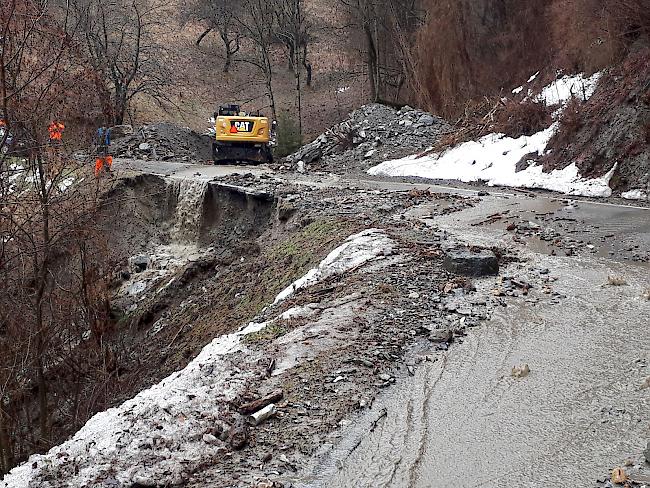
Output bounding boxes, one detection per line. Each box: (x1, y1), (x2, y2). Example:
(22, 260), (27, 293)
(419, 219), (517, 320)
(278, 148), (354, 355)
(110, 123), (213, 162)
(540, 51), (650, 197)
(283, 104), (450, 175)
(3, 157), (649, 487)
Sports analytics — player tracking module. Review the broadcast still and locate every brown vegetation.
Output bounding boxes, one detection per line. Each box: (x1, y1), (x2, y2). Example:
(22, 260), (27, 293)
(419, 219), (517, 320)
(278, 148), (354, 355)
(493, 100), (553, 139)
(1, 0), (117, 472)
(413, 1), (550, 118)
(412, 0), (650, 118)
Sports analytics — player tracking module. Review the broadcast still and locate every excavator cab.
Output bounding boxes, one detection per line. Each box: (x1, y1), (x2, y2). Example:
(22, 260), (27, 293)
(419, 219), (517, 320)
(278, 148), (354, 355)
(217, 104), (240, 117)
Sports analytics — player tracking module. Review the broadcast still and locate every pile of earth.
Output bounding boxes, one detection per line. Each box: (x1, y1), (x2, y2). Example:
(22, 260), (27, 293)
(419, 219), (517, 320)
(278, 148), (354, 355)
(111, 123), (213, 162)
(284, 103), (451, 173)
(540, 51), (650, 197)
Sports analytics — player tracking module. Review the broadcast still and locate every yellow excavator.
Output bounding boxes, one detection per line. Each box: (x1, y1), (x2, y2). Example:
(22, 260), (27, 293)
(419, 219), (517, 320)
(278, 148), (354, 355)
(213, 104), (275, 164)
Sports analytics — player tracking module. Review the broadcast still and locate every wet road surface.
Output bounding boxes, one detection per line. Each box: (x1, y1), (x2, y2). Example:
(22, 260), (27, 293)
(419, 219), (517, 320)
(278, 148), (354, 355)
(298, 256), (649, 487)
(114, 158), (650, 487)
(296, 197), (650, 487)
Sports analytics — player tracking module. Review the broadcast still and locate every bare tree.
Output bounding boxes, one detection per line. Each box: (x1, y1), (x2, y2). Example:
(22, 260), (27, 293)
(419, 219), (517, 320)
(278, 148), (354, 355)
(182, 0), (244, 73)
(274, 0), (312, 81)
(1, 0), (114, 472)
(70, 0), (171, 124)
(236, 0), (278, 119)
(274, 0), (312, 136)
(338, 0), (423, 103)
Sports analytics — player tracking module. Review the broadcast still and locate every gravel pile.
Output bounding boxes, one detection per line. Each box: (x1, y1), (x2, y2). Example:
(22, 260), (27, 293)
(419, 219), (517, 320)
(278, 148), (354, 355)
(111, 123), (213, 162)
(285, 103), (450, 173)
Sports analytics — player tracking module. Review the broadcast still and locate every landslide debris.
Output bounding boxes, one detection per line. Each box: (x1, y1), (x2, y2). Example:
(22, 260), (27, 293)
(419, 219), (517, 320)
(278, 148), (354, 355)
(111, 122), (213, 162)
(284, 103), (450, 172)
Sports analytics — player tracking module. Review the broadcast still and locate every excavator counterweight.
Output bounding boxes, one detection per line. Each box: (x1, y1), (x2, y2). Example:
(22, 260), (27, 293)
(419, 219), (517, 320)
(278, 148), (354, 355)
(212, 104), (275, 164)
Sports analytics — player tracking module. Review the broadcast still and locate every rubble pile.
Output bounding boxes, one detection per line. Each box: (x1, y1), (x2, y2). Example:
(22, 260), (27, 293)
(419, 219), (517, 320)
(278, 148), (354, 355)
(111, 123), (213, 162)
(285, 104), (450, 171)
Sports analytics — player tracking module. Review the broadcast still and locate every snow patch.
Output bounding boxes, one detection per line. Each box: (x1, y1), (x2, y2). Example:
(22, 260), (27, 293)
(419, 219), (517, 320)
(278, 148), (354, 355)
(57, 177), (75, 192)
(369, 72), (611, 197)
(0, 320), (263, 488)
(621, 189), (649, 201)
(274, 229), (394, 303)
(368, 124), (614, 197)
(536, 72), (601, 106)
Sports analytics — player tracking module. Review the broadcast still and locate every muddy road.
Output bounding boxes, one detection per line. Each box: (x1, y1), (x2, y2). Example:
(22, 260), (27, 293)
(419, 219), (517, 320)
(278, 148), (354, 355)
(298, 198), (650, 487)
(109, 159), (650, 486)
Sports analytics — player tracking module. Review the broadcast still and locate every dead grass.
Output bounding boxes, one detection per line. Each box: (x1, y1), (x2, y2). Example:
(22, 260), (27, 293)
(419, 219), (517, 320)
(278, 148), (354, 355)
(551, 97), (584, 146)
(493, 99), (553, 138)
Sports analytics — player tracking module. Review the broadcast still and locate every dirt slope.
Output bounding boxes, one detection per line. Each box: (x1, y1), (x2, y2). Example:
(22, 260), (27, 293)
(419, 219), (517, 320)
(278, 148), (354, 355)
(542, 50), (650, 194)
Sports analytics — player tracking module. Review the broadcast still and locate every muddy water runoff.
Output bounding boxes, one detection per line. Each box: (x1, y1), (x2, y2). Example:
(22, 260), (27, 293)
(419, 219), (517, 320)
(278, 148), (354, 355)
(296, 195), (650, 488)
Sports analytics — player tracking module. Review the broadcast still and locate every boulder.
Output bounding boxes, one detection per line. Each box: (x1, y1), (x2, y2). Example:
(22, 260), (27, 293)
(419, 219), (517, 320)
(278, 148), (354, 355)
(418, 114), (436, 126)
(129, 255), (150, 273)
(428, 328), (453, 343)
(443, 247), (499, 277)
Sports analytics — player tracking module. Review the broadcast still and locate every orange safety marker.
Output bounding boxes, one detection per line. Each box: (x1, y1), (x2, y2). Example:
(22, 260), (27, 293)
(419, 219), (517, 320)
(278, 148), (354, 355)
(48, 121), (65, 141)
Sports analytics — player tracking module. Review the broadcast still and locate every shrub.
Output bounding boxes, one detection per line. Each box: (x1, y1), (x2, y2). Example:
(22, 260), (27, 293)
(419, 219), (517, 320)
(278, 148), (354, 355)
(274, 110), (302, 158)
(493, 100), (553, 138)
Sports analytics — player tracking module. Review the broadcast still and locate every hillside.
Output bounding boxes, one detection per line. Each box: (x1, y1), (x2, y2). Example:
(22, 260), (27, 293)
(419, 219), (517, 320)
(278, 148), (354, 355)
(1, 0), (649, 485)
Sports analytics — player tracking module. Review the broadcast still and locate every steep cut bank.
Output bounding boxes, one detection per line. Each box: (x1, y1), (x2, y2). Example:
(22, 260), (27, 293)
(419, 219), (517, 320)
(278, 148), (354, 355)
(2, 174), (290, 469)
(541, 50), (650, 197)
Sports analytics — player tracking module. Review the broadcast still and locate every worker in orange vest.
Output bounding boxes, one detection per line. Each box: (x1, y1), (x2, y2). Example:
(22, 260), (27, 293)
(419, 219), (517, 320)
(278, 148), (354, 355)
(94, 126), (113, 176)
(95, 154), (113, 176)
(0, 119), (9, 153)
(48, 121), (65, 142)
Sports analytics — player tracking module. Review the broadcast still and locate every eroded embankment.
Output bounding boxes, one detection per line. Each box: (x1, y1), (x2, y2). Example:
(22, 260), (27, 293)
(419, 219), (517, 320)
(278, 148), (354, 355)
(4, 173), (344, 471)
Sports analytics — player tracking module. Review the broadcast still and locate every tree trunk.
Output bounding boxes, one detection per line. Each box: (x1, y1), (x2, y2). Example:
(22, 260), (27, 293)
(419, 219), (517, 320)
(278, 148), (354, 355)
(34, 151), (50, 445)
(262, 47), (276, 120)
(293, 40), (302, 139)
(302, 44), (312, 86)
(224, 50), (232, 73)
(196, 27), (213, 46)
(0, 407), (15, 475)
(364, 24), (379, 102)
(114, 86), (127, 125)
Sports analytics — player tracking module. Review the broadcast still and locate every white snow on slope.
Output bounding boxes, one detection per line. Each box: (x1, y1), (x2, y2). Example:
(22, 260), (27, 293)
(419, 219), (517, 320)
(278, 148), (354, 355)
(536, 72), (602, 106)
(621, 189), (649, 201)
(369, 72), (613, 197)
(527, 71), (540, 83)
(1, 229), (394, 488)
(274, 228), (394, 303)
(368, 125), (614, 197)
(57, 177), (75, 192)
